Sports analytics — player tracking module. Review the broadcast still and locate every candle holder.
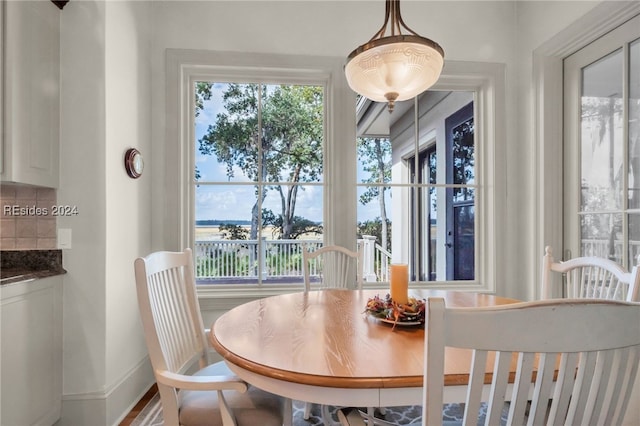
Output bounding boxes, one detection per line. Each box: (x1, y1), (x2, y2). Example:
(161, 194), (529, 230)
(389, 263), (409, 305)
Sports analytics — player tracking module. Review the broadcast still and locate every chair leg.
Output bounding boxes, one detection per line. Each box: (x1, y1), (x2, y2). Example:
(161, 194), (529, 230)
(321, 404), (334, 425)
(356, 408), (396, 426)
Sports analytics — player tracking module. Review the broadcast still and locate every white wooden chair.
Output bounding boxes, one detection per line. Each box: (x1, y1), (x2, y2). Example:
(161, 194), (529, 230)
(339, 298), (640, 426)
(541, 245), (640, 301)
(302, 245), (364, 291)
(424, 298), (640, 425)
(302, 245), (372, 424)
(134, 248), (286, 426)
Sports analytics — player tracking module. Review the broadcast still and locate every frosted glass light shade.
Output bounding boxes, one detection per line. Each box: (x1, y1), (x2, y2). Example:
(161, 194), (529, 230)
(345, 35), (444, 106)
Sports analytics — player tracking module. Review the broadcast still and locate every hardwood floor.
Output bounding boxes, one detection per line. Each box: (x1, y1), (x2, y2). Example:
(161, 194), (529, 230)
(119, 383), (158, 426)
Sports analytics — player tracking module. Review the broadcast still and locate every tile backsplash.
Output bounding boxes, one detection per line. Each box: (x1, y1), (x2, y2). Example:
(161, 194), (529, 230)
(0, 183), (57, 250)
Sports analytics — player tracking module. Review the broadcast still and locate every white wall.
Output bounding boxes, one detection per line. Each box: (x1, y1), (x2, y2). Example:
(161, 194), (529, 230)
(59, 1), (153, 424)
(104, 0), (153, 421)
(59, 0), (108, 406)
(512, 1), (599, 301)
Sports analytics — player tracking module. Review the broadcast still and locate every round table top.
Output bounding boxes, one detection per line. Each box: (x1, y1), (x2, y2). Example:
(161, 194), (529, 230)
(210, 289), (519, 389)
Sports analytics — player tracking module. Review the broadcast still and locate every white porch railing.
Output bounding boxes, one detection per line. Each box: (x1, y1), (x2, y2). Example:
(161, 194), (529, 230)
(194, 238), (639, 283)
(581, 239), (640, 265)
(194, 235), (391, 282)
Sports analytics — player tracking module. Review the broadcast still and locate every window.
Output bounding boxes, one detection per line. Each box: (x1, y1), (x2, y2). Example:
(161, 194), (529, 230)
(356, 93), (478, 284)
(193, 82), (325, 287)
(166, 50), (505, 296)
(165, 50), (353, 295)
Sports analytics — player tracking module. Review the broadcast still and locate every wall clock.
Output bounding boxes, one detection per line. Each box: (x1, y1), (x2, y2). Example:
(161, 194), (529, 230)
(124, 148), (144, 179)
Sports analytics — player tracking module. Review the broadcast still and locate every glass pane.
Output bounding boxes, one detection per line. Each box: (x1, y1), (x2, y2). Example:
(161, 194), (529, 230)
(262, 84), (324, 184)
(194, 185), (256, 281)
(356, 137), (393, 282)
(357, 137), (392, 185)
(629, 213), (640, 266)
(452, 115), (475, 202)
(420, 185), (438, 281)
(580, 212), (623, 262)
(262, 182), (322, 285)
(195, 82), (260, 183)
(629, 39), (640, 209)
(580, 49), (624, 212)
(262, 184), (324, 239)
(195, 184), (320, 284)
(453, 203), (475, 280)
(195, 184), (254, 225)
(357, 186), (393, 282)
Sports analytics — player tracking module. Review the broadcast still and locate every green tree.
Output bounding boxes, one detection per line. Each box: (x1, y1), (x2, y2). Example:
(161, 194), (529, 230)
(357, 137), (391, 251)
(197, 83), (323, 240)
(263, 209), (323, 239)
(195, 82), (212, 118)
(219, 223), (249, 240)
(580, 96), (625, 259)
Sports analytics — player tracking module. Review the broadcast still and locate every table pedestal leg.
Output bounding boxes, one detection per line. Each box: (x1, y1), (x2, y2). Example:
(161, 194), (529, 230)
(283, 398), (293, 426)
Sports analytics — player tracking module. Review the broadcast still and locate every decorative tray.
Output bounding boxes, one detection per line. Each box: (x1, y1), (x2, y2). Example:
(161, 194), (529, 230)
(364, 293), (426, 328)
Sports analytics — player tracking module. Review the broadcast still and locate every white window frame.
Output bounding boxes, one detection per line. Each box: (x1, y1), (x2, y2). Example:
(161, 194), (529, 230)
(165, 49), (355, 300)
(416, 61), (505, 292)
(383, 91), (475, 283)
(165, 50), (505, 302)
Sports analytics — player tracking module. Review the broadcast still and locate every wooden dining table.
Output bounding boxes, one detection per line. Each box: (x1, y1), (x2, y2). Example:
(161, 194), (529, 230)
(209, 289), (519, 424)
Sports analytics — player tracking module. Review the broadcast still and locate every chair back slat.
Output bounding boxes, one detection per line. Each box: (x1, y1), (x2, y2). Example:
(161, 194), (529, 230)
(424, 298), (640, 426)
(461, 350), (486, 425)
(149, 266), (200, 373)
(135, 248), (208, 375)
(547, 352), (578, 423)
(303, 245), (364, 291)
(486, 351), (511, 423)
(506, 352), (534, 424)
(541, 246), (639, 301)
(611, 346), (640, 424)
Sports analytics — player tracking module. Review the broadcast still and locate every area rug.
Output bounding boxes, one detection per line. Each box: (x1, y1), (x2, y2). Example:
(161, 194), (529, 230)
(130, 393), (504, 425)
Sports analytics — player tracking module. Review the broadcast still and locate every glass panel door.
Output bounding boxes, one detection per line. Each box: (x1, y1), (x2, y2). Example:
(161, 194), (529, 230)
(564, 14), (640, 268)
(446, 102), (475, 280)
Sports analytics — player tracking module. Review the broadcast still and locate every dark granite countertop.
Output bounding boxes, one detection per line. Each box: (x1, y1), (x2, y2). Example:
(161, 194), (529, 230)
(0, 250), (66, 285)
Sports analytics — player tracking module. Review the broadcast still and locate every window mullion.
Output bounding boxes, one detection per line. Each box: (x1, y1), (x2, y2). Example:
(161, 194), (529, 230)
(411, 96), (420, 280)
(622, 41), (630, 268)
(257, 84), (264, 287)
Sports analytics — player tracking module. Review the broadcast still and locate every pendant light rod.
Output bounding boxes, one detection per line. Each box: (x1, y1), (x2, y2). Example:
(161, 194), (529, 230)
(371, 0), (419, 40)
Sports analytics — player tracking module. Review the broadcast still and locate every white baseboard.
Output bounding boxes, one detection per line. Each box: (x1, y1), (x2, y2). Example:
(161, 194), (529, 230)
(59, 356), (154, 426)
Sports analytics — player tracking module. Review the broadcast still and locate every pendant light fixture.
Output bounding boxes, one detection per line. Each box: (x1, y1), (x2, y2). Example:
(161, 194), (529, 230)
(345, 0), (445, 112)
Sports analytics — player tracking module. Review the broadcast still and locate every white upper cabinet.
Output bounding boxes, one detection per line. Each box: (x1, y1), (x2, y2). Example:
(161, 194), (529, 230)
(1, 0), (60, 188)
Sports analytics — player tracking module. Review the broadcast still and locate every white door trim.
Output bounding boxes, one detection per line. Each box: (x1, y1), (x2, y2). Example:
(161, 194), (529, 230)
(532, 2), (640, 298)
